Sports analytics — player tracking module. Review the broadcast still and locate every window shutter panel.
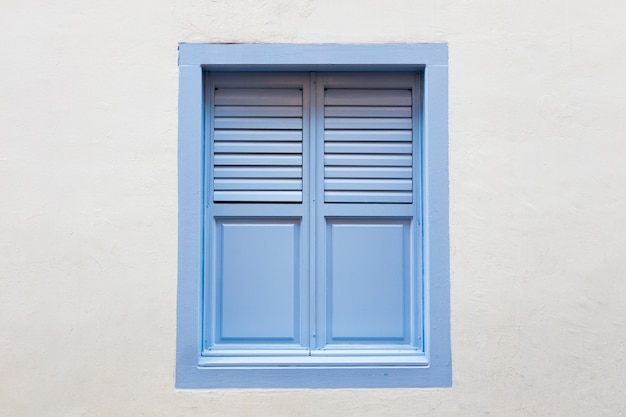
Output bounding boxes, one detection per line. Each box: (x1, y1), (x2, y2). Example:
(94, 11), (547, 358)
(205, 74), (310, 360)
(315, 73), (421, 355)
(213, 87), (304, 203)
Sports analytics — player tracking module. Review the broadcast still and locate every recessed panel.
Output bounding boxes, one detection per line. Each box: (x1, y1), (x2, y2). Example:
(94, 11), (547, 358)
(217, 219), (301, 342)
(326, 219), (410, 342)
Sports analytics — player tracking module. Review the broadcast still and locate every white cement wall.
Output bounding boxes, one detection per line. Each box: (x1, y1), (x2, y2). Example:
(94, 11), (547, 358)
(2, 0), (625, 415)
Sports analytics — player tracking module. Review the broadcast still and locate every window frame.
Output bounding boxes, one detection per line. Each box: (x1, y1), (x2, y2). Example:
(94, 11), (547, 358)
(177, 43), (450, 388)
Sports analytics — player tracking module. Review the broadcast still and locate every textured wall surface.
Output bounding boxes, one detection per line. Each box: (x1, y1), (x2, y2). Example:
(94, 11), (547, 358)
(1, 0), (626, 415)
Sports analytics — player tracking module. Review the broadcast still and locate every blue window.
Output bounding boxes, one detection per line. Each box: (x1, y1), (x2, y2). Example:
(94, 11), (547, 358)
(177, 44), (450, 388)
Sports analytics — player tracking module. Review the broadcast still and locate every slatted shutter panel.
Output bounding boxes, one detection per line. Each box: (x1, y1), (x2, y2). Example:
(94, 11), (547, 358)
(213, 87), (304, 203)
(204, 73), (310, 360)
(314, 73), (422, 356)
(324, 88), (414, 203)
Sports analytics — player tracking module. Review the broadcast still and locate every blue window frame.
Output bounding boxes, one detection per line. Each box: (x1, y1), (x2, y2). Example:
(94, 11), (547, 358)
(177, 44), (450, 388)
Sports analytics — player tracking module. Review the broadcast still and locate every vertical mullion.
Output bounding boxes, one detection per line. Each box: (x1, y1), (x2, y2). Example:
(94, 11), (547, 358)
(313, 73), (327, 350)
(299, 72), (313, 352)
(308, 72), (317, 352)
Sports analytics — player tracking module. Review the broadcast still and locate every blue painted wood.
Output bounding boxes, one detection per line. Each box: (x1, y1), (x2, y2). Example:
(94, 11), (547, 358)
(214, 179), (302, 190)
(312, 72), (421, 354)
(214, 191), (302, 202)
(176, 64), (204, 386)
(211, 83), (305, 203)
(214, 154), (302, 166)
(177, 44), (450, 388)
(422, 66), (451, 387)
(204, 72), (312, 356)
(214, 88), (302, 106)
(325, 142), (412, 154)
(214, 141), (302, 154)
(210, 203), (306, 218)
(325, 117), (412, 129)
(325, 166), (412, 178)
(215, 105), (302, 117)
(325, 89), (412, 106)
(324, 179), (412, 191)
(179, 43), (448, 67)
(200, 354), (427, 365)
(322, 83), (415, 204)
(214, 166), (302, 178)
(324, 130), (412, 142)
(326, 220), (409, 341)
(324, 154), (412, 166)
(215, 117), (302, 129)
(214, 130), (302, 142)
(324, 106), (412, 118)
(216, 220), (300, 341)
(324, 191), (412, 203)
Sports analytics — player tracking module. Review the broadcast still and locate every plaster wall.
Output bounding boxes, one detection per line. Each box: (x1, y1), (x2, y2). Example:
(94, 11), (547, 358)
(1, 0), (625, 415)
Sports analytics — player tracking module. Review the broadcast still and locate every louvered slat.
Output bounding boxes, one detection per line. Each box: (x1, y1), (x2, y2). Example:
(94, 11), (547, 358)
(325, 154), (411, 167)
(324, 130), (412, 142)
(325, 179), (412, 191)
(324, 89), (412, 106)
(215, 106), (302, 117)
(325, 166), (412, 179)
(215, 142), (302, 154)
(215, 167), (302, 179)
(325, 142), (412, 154)
(215, 179), (302, 190)
(213, 87), (303, 203)
(324, 88), (413, 204)
(325, 191), (413, 204)
(214, 191), (302, 202)
(324, 118), (412, 130)
(324, 106), (411, 118)
(214, 130), (302, 142)
(215, 154), (302, 166)
(214, 117), (302, 130)
(214, 89), (302, 106)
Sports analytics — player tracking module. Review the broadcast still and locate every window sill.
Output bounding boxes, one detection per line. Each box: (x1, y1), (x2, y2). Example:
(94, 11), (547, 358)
(199, 353), (428, 367)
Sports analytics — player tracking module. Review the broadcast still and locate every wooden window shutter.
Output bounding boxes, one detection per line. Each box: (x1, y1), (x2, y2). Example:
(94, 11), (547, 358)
(204, 73), (310, 358)
(313, 73), (422, 354)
